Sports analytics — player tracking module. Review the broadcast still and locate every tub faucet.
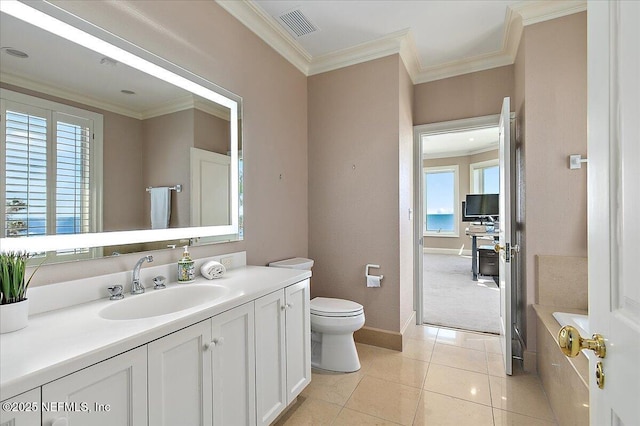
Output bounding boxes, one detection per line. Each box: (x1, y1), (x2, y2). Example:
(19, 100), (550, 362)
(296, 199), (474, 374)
(132, 255), (153, 294)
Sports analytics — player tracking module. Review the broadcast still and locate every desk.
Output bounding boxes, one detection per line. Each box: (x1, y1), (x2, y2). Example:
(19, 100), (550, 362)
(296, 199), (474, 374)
(466, 227), (498, 281)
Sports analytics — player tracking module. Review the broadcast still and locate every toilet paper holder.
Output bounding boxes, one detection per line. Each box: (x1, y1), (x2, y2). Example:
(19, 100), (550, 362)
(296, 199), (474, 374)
(365, 264), (383, 281)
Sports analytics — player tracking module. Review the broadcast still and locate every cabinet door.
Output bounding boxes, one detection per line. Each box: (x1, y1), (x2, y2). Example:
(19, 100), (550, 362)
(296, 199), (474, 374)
(211, 302), (256, 426)
(254, 290), (286, 426)
(42, 346), (147, 426)
(148, 320), (212, 426)
(285, 279), (311, 403)
(0, 388), (40, 426)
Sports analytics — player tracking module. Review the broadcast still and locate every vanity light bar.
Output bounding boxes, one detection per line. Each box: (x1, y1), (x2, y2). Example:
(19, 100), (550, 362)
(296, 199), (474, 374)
(0, 226), (238, 253)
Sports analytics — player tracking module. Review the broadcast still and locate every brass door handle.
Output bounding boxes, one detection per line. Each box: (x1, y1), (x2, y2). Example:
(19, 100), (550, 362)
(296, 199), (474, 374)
(558, 325), (606, 358)
(494, 243), (504, 253)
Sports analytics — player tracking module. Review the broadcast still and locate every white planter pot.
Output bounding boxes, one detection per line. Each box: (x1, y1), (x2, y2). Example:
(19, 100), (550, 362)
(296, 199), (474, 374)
(0, 298), (30, 334)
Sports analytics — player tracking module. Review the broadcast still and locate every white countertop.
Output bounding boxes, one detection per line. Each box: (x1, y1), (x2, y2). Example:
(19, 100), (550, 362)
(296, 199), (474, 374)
(0, 265), (311, 401)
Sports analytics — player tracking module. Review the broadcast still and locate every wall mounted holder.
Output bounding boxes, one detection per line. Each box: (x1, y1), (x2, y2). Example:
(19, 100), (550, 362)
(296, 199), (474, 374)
(569, 154), (588, 169)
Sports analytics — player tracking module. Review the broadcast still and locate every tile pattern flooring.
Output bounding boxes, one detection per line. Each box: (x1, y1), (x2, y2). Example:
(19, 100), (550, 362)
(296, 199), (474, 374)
(275, 324), (557, 425)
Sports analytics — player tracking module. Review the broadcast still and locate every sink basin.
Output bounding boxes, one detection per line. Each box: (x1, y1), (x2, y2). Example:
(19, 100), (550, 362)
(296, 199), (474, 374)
(99, 285), (229, 320)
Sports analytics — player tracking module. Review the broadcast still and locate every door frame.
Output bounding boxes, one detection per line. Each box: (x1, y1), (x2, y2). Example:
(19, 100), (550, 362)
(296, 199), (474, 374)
(413, 114), (503, 324)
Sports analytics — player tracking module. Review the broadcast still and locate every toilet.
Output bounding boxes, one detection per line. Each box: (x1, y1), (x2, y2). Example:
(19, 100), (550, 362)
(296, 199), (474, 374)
(268, 257), (365, 373)
(310, 297), (365, 372)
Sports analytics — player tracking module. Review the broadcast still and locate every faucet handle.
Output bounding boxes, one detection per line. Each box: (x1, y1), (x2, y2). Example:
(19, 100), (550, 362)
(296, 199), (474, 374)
(153, 275), (166, 290)
(107, 285), (124, 300)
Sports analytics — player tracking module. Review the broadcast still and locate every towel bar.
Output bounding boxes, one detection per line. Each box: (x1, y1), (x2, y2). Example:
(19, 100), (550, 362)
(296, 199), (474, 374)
(146, 184), (182, 193)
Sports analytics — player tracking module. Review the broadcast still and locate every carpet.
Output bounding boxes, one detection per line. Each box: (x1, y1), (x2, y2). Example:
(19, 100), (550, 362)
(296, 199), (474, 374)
(422, 253), (501, 334)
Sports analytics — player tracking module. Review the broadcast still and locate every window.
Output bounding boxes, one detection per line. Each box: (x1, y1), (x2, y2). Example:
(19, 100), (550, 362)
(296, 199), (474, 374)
(470, 159), (499, 194)
(424, 165), (459, 237)
(1, 90), (103, 259)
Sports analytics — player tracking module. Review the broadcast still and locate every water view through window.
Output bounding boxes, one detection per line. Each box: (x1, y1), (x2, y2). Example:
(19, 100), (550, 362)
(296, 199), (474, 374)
(425, 169), (455, 233)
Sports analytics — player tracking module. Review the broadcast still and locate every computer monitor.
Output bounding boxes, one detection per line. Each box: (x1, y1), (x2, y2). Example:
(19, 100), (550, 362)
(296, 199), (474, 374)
(465, 194), (499, 219)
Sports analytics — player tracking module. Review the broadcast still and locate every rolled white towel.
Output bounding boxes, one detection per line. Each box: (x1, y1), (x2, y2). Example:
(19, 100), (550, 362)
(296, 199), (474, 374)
(201, 260), (226, 279)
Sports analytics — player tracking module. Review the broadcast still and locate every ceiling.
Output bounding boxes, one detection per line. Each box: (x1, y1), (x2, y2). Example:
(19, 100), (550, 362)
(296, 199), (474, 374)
(422, 127), (499, 159)
(218, 0), (586, 83)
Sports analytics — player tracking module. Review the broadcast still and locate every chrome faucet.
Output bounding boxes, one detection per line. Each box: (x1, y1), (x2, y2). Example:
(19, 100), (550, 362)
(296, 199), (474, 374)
(131, 255), (153, 294)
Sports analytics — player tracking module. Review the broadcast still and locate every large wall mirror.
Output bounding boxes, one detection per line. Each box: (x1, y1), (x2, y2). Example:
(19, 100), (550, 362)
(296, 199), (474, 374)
(0, 1), (242, 263)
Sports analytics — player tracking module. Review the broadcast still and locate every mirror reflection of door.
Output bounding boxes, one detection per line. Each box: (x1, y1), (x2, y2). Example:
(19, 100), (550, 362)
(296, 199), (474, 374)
(190, 147), (230, 227)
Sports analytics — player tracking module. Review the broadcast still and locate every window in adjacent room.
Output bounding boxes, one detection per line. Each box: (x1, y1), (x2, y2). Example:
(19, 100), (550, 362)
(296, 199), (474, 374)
(424, 165), (459, 237)
(470, 159), (499, 194)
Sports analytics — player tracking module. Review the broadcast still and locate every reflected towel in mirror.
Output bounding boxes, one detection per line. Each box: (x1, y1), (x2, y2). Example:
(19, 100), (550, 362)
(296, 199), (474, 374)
(150, 187), (171, 229)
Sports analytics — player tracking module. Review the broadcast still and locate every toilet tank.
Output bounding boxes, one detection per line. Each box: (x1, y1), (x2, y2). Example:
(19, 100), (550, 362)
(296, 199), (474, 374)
(268, 257), (314, 270)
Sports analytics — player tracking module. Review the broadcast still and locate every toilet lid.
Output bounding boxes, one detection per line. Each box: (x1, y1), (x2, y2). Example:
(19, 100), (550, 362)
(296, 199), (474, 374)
(310, 297), (364, 317)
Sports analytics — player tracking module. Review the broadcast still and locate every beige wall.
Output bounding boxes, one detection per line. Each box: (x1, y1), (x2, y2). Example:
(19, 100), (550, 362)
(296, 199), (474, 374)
(194, 109), (230, 155)
(519, 12), (588, 351)
(423, 150), (499, 250)
(30, 0), (308, 285)
(308, 55), (408, 332)
(414, 65), (514, 124)
(102, 111), (146, 232)
(142, 109), (193, 229)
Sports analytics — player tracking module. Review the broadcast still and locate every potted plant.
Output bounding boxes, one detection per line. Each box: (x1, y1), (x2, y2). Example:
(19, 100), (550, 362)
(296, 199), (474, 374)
(0, 251), (41, 333)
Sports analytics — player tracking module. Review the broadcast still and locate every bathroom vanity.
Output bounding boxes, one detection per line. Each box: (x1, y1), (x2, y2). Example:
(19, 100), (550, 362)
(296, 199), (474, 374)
(0, 261), (311, 426)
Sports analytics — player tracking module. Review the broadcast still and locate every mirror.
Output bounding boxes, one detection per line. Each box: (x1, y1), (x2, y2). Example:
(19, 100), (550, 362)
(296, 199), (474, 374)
(0, 1), (242, 261)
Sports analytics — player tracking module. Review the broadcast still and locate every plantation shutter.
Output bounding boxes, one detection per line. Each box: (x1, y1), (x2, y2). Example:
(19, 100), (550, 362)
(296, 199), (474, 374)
(54, 112), (92, 236)
(2, 102), (49, 237)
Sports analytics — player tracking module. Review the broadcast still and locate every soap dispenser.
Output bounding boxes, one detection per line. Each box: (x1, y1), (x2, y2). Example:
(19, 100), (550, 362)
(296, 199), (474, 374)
(178, 245), (195, 283)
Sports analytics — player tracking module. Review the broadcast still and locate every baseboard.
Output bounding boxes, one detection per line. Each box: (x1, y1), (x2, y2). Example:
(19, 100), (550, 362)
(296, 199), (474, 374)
(523, 350), (537, 373)
(354, 326), (402, 351)
(423, 247), (472, 256)
(401, 311), (416, 335)
(400, 312), (417, 351)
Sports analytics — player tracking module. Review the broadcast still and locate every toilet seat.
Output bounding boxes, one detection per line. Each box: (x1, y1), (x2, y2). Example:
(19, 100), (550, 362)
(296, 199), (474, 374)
(310, 297), (364, 317)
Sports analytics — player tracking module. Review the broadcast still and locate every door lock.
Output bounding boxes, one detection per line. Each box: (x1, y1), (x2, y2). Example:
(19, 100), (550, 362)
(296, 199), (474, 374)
(595, 361), (605, 389)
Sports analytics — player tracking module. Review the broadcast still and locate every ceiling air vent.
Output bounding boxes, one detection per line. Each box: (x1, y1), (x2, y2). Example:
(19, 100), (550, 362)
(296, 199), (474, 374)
(278, 8), (318, 38)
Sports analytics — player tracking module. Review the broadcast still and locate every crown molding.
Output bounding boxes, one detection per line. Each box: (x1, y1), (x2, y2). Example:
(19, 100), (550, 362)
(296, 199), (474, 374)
(141, 95), (231, 120)
(0, 72), (142, 119)
(413, 51), (515, 84)
(308, 29), (411, 77)
(217, 0), (586, 83)
(1, 73), (231, 121)
(216, 0), (310, 74)
(510, 0), (586, 26)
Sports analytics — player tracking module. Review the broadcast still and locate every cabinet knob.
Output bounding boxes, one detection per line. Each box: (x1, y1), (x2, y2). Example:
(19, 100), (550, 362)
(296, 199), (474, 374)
(204, 339), (221, 350)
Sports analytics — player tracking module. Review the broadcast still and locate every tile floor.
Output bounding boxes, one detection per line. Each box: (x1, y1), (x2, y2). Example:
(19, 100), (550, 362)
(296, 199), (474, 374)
(275, 324), (557, 426)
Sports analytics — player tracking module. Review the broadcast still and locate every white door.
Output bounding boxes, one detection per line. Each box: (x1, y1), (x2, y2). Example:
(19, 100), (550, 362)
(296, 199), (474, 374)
(284, 279), (311, 403)
(211, 302), (256, 426)
(497, 97), (513, 375)
(148, 320), (213, 426)
(588, 1), (640, 424)
(190, 147), (231, 226)
(254, 289), (287, 426)
(42, 346), (147, 426)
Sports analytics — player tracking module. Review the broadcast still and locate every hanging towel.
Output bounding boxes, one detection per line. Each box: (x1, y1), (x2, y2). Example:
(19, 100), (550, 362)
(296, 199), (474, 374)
(150, 187), (171, 229)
